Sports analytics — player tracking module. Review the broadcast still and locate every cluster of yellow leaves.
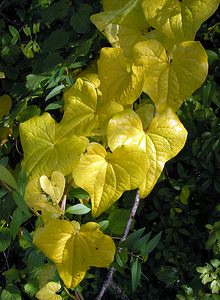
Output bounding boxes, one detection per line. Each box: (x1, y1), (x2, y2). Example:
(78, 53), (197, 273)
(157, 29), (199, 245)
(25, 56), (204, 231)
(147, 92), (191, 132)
(18, 0), (218, 293)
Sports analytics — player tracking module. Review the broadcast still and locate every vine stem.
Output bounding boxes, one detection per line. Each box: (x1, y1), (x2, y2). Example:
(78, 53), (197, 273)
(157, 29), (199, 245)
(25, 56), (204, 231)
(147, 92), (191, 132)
(96, 189), (140, 300)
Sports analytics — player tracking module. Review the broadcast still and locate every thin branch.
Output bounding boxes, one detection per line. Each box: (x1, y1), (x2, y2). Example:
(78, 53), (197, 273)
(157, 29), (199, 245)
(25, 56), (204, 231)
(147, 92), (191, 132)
(96, 189), (140, 300)
(111, 281), (130, 300)
(3, 251), (10, 270)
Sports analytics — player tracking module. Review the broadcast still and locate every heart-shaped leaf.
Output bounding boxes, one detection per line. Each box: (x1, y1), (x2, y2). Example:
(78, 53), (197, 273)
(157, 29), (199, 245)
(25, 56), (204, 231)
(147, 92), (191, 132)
(142, 0), (219, 43)
(33, 220), (115, 288)
(35, 282), (62, 300)
(73, 143), (149, 216)
(98, 47), (144, 106)
(133, 40), (208, 112)
(19, 112), (88, 178)
(40, 171), (65, 205)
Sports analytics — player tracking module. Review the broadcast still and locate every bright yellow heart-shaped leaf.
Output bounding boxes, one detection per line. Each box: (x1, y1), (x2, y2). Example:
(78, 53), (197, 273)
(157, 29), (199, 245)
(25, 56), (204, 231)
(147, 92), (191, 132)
(35, 281), (62, 300)
(98, 47), (144, 106)
(33, 219), (116, 288)
(19, 112), (88, 178)
(25, 177), (63, 216)
(0, 94), (12, 118)
(73, 143), (149, 216)
(133, 40), (208, 112)
(140, 109), (187, 198)
(91, 0), (148, 56)
(40, 171), (65, 205)
(57, 78), (98, 137)
(107, 109), (146, 152)
(142, 0), (219, 43)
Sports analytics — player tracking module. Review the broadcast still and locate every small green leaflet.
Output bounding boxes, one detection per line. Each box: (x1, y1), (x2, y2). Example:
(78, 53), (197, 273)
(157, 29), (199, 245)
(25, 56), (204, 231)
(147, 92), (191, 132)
(45, 84), (65, 101)
(0, 164), (18, 191)
(65, 203), (91, 215)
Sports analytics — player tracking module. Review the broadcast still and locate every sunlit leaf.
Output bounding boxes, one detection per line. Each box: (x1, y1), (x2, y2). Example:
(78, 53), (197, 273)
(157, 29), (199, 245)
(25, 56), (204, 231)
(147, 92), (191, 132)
(133, 40), (208, 112)
(140, 109), (187, 198)
(35, 282), (62, 300)
(142, 0), (219, 42)
(73, 143), (149, 216)
(19, 112), (88, 178)
(107, 109), (146, 152)
(33, 220), (116, 288)
(57, 78), (98, 137)
(91, 0), (148, 56)
(40, 171), (65, 205)
(135, 102), (155, 131)
(98, 47), (144, 106)
(25, 177), (63, 216)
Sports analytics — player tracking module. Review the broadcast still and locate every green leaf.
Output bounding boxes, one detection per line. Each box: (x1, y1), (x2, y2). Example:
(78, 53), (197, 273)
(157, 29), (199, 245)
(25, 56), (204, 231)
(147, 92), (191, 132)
(131, 258), (141, 292)
(125, 227), (146, 249)
(10, 208), (29, 239)
(132, 232), (152, 252)
(179, 185), (190, 205)
(45, 84), (65, 101)
(98, 220), (109, 232)
(140, 231), (162, 256)
(108, 209), (130, 235)
(45, 101), (63, 111)
(43, 29), (70, 51)
(17, 169), (27, 197)
(8, 25), (20, 42)
(0, 228), (11, 252)
(66, 203), (91, 215)
(0, 164), (18, 191)
(26, 74), (48, 91)
(1, 285), (21, 300)
(12, 191), (31, 216)
(71, 4), (92, 34)
(68, 187), (90, 200)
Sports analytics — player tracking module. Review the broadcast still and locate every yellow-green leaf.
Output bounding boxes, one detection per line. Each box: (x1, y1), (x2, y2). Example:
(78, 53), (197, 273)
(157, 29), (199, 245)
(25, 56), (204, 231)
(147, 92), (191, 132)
(140, 109), (187, 198)
(135, 102), (155, 131)
(0, 94), (12, 118)
(107, 109), (146, 152)
(133, 40), (208, 112)
(40, 171), (65, 205)
(91, 0), (148, 56)
(73, 143), (149, 216)
(142, 0), (219, 43)
(25, 177), (63, 216)
(19, 112), (88, 178)
(57, 78), (98, 138)
(0, 71), (5, 79)
(35, 281), (62, 300)
(98, 47), (144, 106)
(33, 219), (116, 288)
(39, 264), (57, 289)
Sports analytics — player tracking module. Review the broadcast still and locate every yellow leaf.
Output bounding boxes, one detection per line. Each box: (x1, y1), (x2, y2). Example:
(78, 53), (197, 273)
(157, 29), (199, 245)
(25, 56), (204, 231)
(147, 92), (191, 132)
(0, 94), (12, 118)
(0, 71), (5, 79)
(40, 171), (65, 205)
(107, 109), (146, 152)
(73, 143), (149, 216)
(98, 47), (144, 106)
(19, 112), (88, 178)
(25, 177), (63, 217)
(140, 109), (187, 198)
(33, 219), (116, 288)
(91, 0), (148, 57)
(102, 0), (129, 10)
(35, 281), (62, 300)
(133, 40), (208, 112)
(142, 0), (219, 42)
(58, 78), (98, 137)
(106, 108), (187, 199)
